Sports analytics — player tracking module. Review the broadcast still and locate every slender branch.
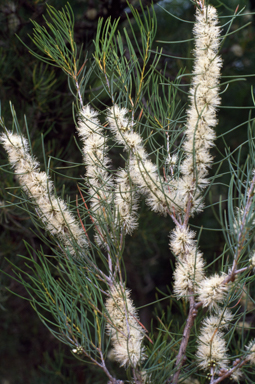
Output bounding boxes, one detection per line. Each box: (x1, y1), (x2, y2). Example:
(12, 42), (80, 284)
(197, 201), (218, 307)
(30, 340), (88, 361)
(73, 59), (87, 108)
(75, 78), (83, 108)
(170, 293), (196, 384)
(168, 186), (197, 384)
(210, 366), (215, 384)
(169, 210), (182, 228)
(234, 266), (249, 275)
(212, 358), (249, 384)
(68, 331), (124, 384)
(132, 368), (143, 384)
(99, 350), (124, 384)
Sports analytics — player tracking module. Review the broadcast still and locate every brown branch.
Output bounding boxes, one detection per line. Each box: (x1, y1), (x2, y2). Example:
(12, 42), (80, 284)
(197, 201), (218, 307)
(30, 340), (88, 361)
(132, 367), (144, 384)
(98, 350), (124, 384)
(212, 358), (249, 384)
(167, 185), (198, 384)
(169, 293), (197, 384)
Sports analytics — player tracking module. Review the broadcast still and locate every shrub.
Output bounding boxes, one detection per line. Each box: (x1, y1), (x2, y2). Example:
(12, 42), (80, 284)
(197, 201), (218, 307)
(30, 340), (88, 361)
(1, 2), (255, 383)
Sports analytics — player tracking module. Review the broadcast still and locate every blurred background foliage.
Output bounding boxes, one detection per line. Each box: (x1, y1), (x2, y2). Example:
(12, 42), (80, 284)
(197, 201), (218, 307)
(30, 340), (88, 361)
(0, 0), (255, 383)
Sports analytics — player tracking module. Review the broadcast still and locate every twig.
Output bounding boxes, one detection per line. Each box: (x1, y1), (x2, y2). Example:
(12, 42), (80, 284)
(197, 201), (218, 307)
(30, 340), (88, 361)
(170, 293), (196, 384)
(210, 366), (215, 384)
(132, 367), (143, 384)
(234, 266), (249, 275)
(99, 350), (124, 384)
(73, 61), (87, 108)
(212, 358), (249, 384)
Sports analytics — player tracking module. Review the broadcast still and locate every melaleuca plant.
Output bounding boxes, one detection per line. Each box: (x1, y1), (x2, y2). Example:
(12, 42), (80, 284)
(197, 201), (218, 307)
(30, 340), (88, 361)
(1, 1), (255, 383)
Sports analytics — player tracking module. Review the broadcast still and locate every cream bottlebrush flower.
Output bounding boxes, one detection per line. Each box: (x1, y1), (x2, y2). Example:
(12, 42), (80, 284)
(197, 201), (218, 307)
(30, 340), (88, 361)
(77, 105), (113, 190)
(233, 205), (255, 236)
(246, 339), (255, 364)
(78, 105), (139, 242)
(177, 5), (222, 213)
(173, 175), (205, 216)
(170, 226), (205, 299)
(107, 105), (174, 215)
(131, 157), (173, 215)
(196, 328), (229, 372)
(114, 169), (139, 234)
(0, 131), (88, 253)
(107, 105), (133, 148)
(170, 226), (197, 258)
(196, 309), (233, 373)
(201, 308), (233, 334)
(173, 248), (205, 299)
(105, 283), (146, 368)
(197, 273), (228, 309)
(78, 105), (114, 246)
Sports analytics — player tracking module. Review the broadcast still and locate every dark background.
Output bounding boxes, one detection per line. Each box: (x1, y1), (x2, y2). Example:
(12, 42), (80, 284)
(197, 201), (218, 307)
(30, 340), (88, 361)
(0, 0), (255, 382)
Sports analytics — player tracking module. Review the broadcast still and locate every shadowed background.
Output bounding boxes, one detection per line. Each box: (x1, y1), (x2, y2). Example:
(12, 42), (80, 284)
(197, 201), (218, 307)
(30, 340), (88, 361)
(0, 0), (255, 382)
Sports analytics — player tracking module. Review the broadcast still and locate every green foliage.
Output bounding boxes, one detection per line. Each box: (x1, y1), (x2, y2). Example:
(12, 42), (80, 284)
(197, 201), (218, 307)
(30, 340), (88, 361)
(1, 1), (255, 383)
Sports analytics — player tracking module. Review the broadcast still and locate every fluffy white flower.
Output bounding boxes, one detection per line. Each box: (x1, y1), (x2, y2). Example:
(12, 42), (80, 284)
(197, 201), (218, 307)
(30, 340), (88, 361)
(173, 249), (205, 299)
(1, 131), (88, 254)
(246, 339), (255, 364)
(78, 105), (103, 137)
(79, 105), (141, 244)
(108, 105), (175, 215)
(197, 273), (228, 309)
(174, 175), (205, 215)
(196, 307), (234, 375)
(78, 105), (115, 247)
(170, 226), (196, 258)
(105, 283), (146, 368)
(107, 105), (130, 133)
(78, 106), (112, 180)
(176, 5), (222, 212)
(201, 308), (233, 334)
(114, 169), (139, 234)
(196, 328), (229, 372)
